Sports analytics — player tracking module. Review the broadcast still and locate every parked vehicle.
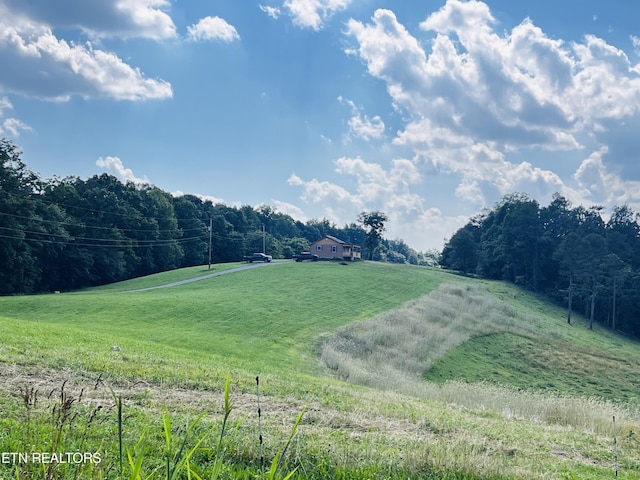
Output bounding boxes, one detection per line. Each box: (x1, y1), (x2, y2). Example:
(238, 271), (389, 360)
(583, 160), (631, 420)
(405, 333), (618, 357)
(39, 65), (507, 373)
(293, 252), (319, 262)
(243, 252), (272, 263)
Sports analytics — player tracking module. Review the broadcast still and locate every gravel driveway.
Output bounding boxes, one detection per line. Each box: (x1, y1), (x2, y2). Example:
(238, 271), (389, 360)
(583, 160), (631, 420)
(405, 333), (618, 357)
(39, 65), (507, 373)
(123, 261), (284, 293)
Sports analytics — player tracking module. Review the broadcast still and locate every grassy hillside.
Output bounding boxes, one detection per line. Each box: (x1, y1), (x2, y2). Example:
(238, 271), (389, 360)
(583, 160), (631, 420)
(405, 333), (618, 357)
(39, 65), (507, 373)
(1, 261), (639, 479)
(0, 261), (445, 377)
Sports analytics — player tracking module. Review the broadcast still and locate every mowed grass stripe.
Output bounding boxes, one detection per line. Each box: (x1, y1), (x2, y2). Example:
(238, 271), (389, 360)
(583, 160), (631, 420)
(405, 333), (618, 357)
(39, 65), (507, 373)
(425, 331), (640, 403)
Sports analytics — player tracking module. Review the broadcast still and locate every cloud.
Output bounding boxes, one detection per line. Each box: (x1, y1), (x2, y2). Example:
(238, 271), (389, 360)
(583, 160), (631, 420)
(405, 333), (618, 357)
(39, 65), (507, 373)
(172, 190), (226, 205)
(393, 118), (569, 205)
(259, 5), (281, 20)
(283, 0), (352, 31)
(288, 172), (357, 206)
(0, 3), (173, 101)
(290, 155), (423, 222)
(289, 156), (471, 250)
(1, 0), (177, 40)
(0, 96), (31, 137)
(273, 200), (308, 222)
(396, 207), (470, 252)
(632, 35), (640, 56)
(341, 1), (640, 214)
(348, 114), (385, 141)
(96, 156), (149, 185)
(187, 16), (240, 43)
(574, 147), (640, 208)
(338, 96), (385, 141)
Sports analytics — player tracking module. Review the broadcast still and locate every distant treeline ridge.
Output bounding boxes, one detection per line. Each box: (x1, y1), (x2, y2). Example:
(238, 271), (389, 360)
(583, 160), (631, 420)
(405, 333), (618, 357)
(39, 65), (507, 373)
(441, 192), (640, 338)
(0, 139), (435, 294)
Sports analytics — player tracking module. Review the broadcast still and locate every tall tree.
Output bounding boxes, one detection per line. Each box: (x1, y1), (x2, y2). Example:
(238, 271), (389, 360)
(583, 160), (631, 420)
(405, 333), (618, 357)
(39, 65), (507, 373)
(440, 224), (479, 274)
(554, 232), (583, 325)
(539, 194), (575, 291)
(357, 211), (388, 260)
(576, 233), (608, 330)
(476, 194), (541, 286)
(171, 194), (208, 267)
(0, 139), (42, 293)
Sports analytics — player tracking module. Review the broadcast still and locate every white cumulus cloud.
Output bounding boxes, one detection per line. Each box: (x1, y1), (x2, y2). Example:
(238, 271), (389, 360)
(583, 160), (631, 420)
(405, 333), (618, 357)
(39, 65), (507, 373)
(0, 97), (31, 137)
(338, 96), (385, 141)
(283, 0), (352, 30)
(0, 3), (173, 101)
(0, 0), (177, 40)
(273, 200), (308, 222)
(574, 147), (640, 207)
(96, 156), (149, 185)
(187, 16), (240, 43)
(341, 0), (640, 215)
(259, 5), (281, 20)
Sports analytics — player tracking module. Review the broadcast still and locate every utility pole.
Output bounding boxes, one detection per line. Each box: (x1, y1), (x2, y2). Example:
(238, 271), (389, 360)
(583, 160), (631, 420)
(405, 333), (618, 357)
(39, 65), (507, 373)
(208, 217), (212, 270)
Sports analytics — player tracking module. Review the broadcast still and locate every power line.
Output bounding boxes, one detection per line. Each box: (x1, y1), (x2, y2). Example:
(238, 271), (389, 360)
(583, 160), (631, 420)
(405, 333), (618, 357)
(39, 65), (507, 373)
(0, 227), (207, 248)
(0, 210), (206, 234)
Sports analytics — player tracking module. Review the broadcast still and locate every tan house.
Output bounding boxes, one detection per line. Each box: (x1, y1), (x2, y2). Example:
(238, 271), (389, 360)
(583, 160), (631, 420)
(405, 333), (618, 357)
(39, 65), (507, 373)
(310, 235), (361, 260)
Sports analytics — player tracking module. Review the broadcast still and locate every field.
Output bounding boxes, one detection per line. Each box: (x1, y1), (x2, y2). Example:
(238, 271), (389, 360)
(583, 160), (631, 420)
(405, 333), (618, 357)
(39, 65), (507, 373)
(0, 260), (639, 479)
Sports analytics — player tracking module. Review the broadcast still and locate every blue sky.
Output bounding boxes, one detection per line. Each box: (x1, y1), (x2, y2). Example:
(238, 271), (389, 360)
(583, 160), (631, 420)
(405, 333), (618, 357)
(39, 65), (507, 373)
(2, 0), (640, 251)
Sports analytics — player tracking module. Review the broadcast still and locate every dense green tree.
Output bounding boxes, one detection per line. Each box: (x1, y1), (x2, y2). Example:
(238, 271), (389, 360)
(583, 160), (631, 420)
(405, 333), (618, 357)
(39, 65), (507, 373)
(575, 233), (608, 330)
(440, 224), (480, 274)
(303, 218), (340, 243)
(40, 177), (96, 289)
(554, 232), (583, 325)
(171, 194), (208, 267)
(0, 139), (43, 293)
(340, 222), (366, 247)
(143, 187), (183, 272)
(481, 194), (541, 288)
(383, 239), (419, 265)
(281, 237), (311, 259)
(442, 192), (640, 337)
(358, 211), (388, 261)
(476, 206), (508, 280)
(539, 194), (575, 292)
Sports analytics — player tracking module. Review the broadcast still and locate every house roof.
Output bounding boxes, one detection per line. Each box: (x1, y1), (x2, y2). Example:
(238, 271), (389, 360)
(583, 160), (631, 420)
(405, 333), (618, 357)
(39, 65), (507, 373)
(325, 235), (346, 244)
(314, 235), (359, 247)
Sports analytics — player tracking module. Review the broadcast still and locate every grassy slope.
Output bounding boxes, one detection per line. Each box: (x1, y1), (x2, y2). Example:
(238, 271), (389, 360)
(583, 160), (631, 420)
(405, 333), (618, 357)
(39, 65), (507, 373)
(425, 281), (640, 404)
(0, 261), (446, 379)
(1, 261), (639, 479)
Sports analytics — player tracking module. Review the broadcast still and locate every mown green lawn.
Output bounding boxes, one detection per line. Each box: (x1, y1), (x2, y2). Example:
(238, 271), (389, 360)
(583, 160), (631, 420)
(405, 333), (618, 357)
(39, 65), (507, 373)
(0, 261), (449, 380)
(425, 331), (640, 403)
(421, 280), (640, 404)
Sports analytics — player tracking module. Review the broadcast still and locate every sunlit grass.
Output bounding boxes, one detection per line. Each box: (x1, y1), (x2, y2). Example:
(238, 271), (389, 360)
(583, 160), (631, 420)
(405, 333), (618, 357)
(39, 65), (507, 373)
(0, 262), (447, 377)
(1, 261), (639, 478)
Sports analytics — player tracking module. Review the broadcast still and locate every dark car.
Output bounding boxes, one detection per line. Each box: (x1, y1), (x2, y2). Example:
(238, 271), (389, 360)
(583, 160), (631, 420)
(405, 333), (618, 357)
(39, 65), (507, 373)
(243, 253), (272, 263)
(293, 252), (319, 262)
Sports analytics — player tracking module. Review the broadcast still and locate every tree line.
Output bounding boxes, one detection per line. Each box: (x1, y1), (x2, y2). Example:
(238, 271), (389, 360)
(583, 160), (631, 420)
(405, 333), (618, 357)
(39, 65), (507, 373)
(0, 139), (435, 294)
(440, 192), (640, 338)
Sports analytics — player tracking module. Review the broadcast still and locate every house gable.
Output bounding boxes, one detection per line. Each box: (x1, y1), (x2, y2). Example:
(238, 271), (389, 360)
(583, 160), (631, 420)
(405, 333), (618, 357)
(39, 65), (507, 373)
(310, 235), (361, 260)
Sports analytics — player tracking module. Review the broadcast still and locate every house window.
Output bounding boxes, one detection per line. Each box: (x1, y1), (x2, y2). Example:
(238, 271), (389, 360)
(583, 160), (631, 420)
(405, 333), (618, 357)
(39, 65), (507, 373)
(331, 245), (337, 253)
(316, 245), (323, 251)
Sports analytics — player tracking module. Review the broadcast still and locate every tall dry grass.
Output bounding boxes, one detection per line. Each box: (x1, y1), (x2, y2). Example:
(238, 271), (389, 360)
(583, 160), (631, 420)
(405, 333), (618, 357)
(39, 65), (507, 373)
(320, 283), (640, 436)
(321, 284), (528, 389)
